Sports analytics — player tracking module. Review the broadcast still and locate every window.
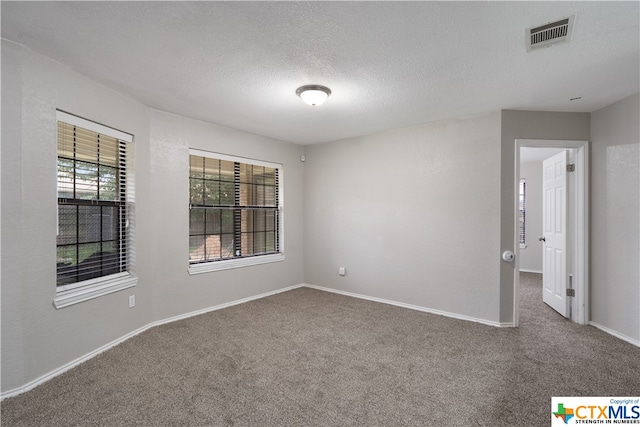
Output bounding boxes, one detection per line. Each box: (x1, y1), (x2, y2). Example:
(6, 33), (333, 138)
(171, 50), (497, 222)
(188, 149), (283, 273)
(55, 111), (136, 308)
(519, 178), (526, 246)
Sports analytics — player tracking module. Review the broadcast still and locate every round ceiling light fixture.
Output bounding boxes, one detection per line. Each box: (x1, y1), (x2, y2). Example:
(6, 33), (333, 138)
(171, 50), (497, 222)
(296, 85), (331, 106)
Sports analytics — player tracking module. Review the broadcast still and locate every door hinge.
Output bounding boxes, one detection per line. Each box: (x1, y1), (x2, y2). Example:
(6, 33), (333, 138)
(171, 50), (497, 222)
(567, 164), (575, 172)
(566, 288), (575, 297)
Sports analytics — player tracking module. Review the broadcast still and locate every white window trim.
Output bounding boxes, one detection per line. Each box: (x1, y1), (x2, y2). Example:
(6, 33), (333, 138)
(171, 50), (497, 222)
(55, 111), (137, 308)
(56, 110), (133, 142)
(187, 149), (284, 275)
(54, 273), (137, 309)
(188, 253), (285, 275)
(189, 149), (280, 170)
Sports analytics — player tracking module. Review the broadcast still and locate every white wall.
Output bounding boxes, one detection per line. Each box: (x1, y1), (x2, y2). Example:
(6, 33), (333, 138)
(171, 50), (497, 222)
(303, 112), (503, 324)
(590, 93), (640, 343)
(0, 41), (304, 393)
(519, 161), (543, 273)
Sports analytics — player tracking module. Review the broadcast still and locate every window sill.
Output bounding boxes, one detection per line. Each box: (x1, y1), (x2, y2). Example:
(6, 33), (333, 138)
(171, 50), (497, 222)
(188, 253), (285, 275)
(54, 273), (137, 309)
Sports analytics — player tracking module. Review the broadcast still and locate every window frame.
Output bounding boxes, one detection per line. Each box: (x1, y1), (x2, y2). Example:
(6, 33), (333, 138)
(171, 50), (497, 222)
(518, 178), (527, 248)
(187, 149), (284, 275)
(54, 110), (137, 309)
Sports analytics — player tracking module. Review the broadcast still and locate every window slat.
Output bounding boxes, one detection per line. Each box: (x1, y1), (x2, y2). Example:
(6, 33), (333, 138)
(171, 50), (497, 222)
(189, 153), (281, 264)
(519, 179), (526, 245)
(57, 117), (131, 287)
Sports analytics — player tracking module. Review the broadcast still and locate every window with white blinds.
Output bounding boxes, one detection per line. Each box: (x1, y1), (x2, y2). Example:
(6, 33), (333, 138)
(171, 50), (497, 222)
(55, 111), (136, 303)
(188, 149), (284, 273)
(519, 178), (526, 245)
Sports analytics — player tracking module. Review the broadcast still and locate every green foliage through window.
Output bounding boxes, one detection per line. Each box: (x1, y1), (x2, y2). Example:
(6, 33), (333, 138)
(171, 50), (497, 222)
(56, 120), (127, 286)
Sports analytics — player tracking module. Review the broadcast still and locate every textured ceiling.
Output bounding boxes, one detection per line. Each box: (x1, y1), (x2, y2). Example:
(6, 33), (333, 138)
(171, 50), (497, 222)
(2, 1), (639, 145)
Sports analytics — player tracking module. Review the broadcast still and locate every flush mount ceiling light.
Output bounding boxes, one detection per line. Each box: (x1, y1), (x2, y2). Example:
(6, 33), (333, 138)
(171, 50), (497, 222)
(296, 85), (331, 106)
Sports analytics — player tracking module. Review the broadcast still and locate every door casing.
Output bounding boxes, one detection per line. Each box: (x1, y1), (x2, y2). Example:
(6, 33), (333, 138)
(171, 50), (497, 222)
(513, 139), (589, 326)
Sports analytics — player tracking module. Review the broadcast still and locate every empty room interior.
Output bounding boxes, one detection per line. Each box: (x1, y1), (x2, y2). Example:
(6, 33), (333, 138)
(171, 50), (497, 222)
(1, 2), (639, 425)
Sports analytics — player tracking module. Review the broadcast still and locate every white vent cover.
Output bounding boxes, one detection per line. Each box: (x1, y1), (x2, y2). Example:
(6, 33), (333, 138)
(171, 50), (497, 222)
(526, 15), (575, 52)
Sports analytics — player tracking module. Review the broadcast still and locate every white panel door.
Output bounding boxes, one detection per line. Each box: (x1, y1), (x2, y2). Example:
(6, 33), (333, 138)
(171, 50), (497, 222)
(542, 151), (568, 317)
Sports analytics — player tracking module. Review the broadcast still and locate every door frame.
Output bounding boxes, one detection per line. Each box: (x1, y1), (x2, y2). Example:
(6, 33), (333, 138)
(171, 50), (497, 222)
(513, 139), (589, 326)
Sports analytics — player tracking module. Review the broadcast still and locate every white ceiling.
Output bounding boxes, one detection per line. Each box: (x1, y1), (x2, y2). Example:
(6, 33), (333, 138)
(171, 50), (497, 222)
(2, 1), (638, 145)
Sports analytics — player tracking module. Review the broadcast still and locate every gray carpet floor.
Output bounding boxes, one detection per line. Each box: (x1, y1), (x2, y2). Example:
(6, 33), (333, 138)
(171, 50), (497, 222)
(2, 273), (639, 426)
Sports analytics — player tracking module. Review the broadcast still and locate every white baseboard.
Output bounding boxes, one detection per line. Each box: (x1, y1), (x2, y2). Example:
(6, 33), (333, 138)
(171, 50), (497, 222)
(519, 269), (543, 274)
(589, 322), (640, 348)
(0, 283), (304, 400)
(303, 284), (507, 328)
(1, 324), (151, 401)
(150, 283), (303, 328)
(12, 279), (600, 400)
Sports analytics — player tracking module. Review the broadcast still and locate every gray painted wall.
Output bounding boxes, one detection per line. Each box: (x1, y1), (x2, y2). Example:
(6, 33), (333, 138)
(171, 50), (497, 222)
(519, 161), (543, 273)
(500, 111), (591, 323)
(1, 39), (26, 393)
(2, 40), (638, 395)
(590, 93), (639, 342)
(1, 40), (153, 393)
(303, 112), (503, 324)
(148, 110), (305, 321)
(0, 41), (304, 393)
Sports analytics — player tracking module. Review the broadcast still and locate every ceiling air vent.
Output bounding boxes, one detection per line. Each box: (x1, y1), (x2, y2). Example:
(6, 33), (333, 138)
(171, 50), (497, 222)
(526, 15), (575, 52)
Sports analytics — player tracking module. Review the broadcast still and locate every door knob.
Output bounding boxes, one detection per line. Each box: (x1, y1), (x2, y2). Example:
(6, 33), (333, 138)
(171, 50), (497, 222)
(538, 237), (546, 242)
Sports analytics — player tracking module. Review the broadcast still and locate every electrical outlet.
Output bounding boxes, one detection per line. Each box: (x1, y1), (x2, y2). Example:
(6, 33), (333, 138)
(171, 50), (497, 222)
(338, 267), (346, 276)
(128, 295), (135, 308)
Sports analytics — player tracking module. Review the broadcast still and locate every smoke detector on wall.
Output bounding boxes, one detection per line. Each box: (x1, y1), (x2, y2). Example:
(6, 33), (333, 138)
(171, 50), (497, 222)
(526, 15), (576, 52)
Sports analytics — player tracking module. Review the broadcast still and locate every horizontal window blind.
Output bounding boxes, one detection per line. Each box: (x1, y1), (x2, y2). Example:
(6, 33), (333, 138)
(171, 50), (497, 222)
(57, 119), (129, 288)
(188, 152), (281, 264)
(519, 179), (526, 245)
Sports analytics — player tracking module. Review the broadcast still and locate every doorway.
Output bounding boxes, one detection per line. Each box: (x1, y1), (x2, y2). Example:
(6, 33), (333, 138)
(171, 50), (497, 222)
(513, 139), (589, 326)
